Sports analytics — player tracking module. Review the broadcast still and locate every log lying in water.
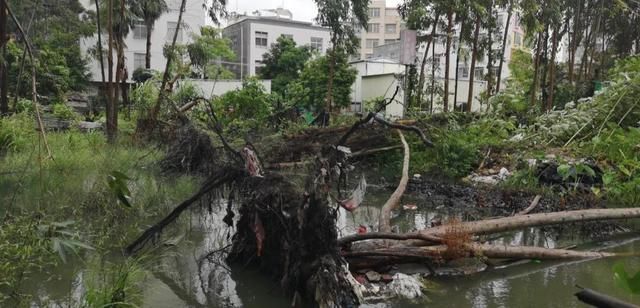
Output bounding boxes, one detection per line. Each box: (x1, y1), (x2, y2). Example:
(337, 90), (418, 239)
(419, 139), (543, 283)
(344, 243), (617, 261)
(420, 208), (640, 239)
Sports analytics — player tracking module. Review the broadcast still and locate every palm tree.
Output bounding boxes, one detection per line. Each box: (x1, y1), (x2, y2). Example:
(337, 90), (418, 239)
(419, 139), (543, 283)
(130, 0), (168, 69)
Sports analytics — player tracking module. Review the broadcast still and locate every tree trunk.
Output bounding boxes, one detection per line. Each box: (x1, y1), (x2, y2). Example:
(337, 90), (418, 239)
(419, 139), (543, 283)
(345, 243), (616, 261)
(147, 0), (187, 131)
(540, 26), (550, 110)
(423, 208), (640, 238)
(530, 31), (543, 106)
(453, 17), (466, 108)
(568, 0), (583, 84)
(95, 0), (106, 84)
(417, 13), (439, 107)
(145, 22), (152, 69)
(324, 45), (337, 119)
(546, 28), (558, 111)
(466, 15), (481, 112)
(429, 35), (436, 114)
(496, 1), (512, 93)
(379, 130), (409, 233)
(443, 9), (453, 112)
(0, 0), (7, 116)
(106, 0), (116, 143)
(486, 3), (494, 98)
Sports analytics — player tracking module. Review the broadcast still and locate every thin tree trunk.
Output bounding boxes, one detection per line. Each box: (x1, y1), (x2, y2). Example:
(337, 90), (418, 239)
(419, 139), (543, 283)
(0, 0), (7, 115)
(429, 36), (436, 114)
(496, 1), (512, 93)
(540, 25), (550, 109)
(530, 31), (543, 106)
(148, 0), (187, 128)
(417, 13), (439, 107)
(454, 17), (466, 108)
(486, 3), (494, 98)
(568, 0), (583, 84)
(546, 28), (558, 111)
(106, 0), (116, 143)
(578, 26), (592, 82)
(145, 22), (152, 69)
(325, 47), (336, 117)
(466, 15), (480, 112)
(379, 130), (409, 233)
(443, 9), (453, 112)
(95, 0), (106, 84)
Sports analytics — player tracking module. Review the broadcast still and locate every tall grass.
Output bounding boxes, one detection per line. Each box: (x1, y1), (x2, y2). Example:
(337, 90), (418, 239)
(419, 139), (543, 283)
(0, 114), (200, 306)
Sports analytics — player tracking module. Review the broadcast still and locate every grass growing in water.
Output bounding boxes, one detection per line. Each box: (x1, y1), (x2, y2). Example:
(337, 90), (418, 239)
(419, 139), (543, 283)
(0, 114), (200, 306)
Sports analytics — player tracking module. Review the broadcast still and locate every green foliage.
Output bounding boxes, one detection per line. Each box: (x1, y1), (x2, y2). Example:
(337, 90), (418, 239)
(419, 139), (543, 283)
(52, 103), (79, 121)
(106, 171), (133, 207)
(131, 79), (159, 119)
(507, 49), (534, 93)
(213, 78), (275, 129)
(15, 99), (34, 114)
(287, 53), (357, 111)
(260, 36), (313, 96)
(187, 26), (235, 79)
(0, 113), (35, 153)
(37, 220), (94, 263)
(613, 262), (640, 295)
(313, 0), (368, 55)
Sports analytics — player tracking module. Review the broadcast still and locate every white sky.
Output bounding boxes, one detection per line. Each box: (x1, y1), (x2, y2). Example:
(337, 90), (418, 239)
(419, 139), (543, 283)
(226, 0), (404, 23)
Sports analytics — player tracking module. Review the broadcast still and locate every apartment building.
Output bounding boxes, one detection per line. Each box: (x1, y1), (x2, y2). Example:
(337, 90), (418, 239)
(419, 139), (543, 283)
(79, 0), (206, 82)
(358, 0), (404, 60)
(222, 13), (331, 78)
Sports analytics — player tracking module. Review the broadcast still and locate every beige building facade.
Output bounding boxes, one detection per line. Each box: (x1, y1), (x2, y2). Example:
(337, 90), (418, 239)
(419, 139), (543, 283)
(357, 0), (403, 60)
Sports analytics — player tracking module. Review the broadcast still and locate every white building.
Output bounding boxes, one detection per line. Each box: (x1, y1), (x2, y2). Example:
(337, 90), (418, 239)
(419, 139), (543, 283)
(360, 9), (530, 112)
(356, 0), (405, 60)
(79, 0), (206, 82)
(222, 13), (331, 78)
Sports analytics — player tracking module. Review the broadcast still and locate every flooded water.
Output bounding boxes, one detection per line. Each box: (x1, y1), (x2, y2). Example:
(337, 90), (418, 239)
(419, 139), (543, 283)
(130, 184), (640, 308)
(18, 180), (640, 307)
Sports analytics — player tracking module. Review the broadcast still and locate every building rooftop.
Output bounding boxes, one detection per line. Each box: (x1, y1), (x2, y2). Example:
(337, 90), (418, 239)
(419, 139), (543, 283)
(225, 15), (329, 31)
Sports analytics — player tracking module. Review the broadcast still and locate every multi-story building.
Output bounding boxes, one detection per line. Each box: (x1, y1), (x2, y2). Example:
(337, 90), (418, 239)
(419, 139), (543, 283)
(357, 0), (404, 60)
(222, 12), (331, 78)
(352, 8), (530, 113)
(79, 0), (206, 83)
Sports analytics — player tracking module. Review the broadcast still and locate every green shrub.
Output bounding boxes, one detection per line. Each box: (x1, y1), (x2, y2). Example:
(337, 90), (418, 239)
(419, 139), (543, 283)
(52, 103), (79, 121)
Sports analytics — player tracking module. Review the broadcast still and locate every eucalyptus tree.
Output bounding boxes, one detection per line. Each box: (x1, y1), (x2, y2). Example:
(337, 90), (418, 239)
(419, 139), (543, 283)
(313, 0), (368, 117)
(453, 1), (470, 109)
(495, 0), (513, 93)
(129, 0), (168, 69)
(399, 0), (441, 108)
(442, 1), (457, 112)
(465, 0), (490, 112)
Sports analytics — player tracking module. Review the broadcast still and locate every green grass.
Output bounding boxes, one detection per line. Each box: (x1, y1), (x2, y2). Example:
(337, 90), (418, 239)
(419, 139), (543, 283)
(0, 114), (201, 306)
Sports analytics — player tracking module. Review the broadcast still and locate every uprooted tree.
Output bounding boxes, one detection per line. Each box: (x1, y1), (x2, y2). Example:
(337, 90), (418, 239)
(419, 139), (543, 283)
(125, 93), (640, 306)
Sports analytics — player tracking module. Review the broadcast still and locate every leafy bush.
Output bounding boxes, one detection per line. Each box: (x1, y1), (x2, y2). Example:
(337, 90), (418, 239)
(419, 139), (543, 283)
(0, 113), (34, 153)
(131, 80), (160, 120)
(213, 78), (275, 129)
(52, 103), (79, 121)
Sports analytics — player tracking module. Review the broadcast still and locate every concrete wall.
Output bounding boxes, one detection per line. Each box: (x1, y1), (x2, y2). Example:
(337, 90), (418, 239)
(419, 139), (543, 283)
(361, 74), (405, 119)
(351, 60), (405, 104)
(79, 0), (205, 82)
(177, 79), (272, 99)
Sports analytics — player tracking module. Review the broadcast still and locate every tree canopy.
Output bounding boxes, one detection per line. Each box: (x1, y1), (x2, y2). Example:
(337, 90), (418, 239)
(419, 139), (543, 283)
(259, 36), (313, 97)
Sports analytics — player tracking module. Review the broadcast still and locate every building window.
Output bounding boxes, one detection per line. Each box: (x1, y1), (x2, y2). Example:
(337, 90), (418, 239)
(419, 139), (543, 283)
(458, 67), (469, 78)
(133, 21), (147, 40)
(365, 39), (379, 49)
(311, 37), (323, 50)
(166, 22), (182, 42)
(255, 60), (264, 75)
(369, 8), (380, 18)
(474, 67), (484, 78)
(488, 66), (499, 77)
(385, 24), (397, 34)
(384, 39), (397, 45)
(255, 31), (268, 47)
(367, 23), (379, 33)
(134, 53), (146, 70)
(385, 8), (397, 16)
(514, 32), (522, 46)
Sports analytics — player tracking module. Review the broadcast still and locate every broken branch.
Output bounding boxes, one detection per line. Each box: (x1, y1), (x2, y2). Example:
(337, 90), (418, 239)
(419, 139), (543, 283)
(379, 130), (410, 233)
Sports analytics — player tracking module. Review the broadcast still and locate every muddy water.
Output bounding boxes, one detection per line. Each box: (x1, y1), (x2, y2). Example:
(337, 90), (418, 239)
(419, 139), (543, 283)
(134, 184), (640, 308)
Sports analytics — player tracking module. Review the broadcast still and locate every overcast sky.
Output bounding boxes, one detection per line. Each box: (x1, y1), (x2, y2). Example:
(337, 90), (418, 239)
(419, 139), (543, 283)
(225, 0), (404, 23)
